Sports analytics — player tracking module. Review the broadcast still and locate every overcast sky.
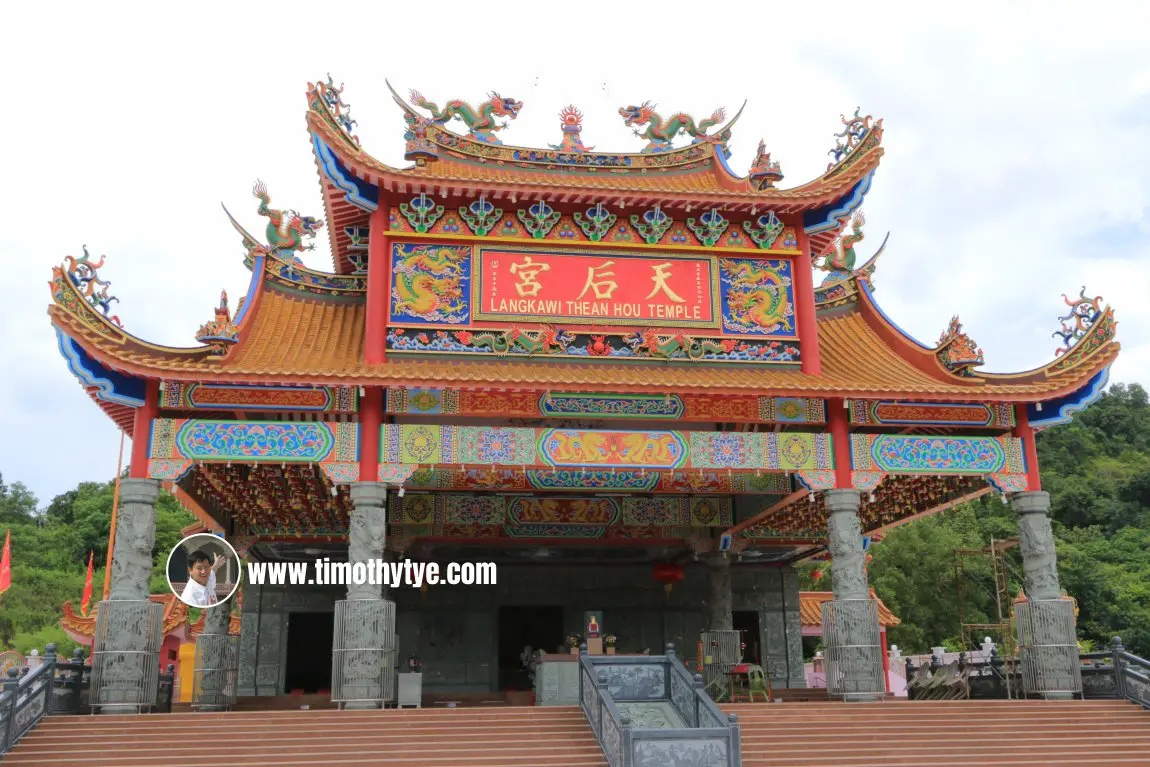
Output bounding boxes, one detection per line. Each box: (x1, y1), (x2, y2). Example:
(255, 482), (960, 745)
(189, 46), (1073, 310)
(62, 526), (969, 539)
(2, 2), (1147, 506)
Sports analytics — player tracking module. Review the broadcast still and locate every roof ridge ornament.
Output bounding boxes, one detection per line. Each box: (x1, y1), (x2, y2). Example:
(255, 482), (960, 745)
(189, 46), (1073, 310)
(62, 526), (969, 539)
(936, 316), (985, 377)
(407, 88), (523, 145)
(1053, 287), (1105, 355)
(827, 107), (884, 173)
(748, 140), (784, 190)
(549, 105), (593, 152)
(814, 210), (866, 285)
(195, 290), (239, 356)
(252, 180), (323, 262)
(618, 101), (728, 154)
(307, 74), (360, 146)
(61, 245), (122, 328)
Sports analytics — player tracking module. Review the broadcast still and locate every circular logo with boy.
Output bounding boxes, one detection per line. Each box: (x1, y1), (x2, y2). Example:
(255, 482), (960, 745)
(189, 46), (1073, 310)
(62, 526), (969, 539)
(167, 533), (241, 608)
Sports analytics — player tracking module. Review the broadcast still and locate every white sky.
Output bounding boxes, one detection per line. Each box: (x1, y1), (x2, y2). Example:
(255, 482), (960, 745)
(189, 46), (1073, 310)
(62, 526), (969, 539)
(1, 2), (1148, 505)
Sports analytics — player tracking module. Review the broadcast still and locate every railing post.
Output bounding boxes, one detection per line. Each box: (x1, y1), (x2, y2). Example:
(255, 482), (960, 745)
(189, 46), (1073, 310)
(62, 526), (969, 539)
(619, 713), (633, 767)
(597, 670), (608, 751)
(694, 673), (704, 730)
(1111, 637), (1126, 700)
(728, 713), (741, 767)
(2, 668), (19, 753)
(43, 644), (57, 715)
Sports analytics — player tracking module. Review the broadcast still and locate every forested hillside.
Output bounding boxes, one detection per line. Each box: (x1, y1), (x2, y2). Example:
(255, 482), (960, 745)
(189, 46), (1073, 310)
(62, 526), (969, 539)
(803, 383), (1150, 656)
(0, 384), (1147, 658)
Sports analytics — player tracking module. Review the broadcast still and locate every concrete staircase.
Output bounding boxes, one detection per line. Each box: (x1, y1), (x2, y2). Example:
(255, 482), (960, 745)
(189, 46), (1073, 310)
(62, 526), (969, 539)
(4, 706), (607, 766)
(724, 699), (1150, 766)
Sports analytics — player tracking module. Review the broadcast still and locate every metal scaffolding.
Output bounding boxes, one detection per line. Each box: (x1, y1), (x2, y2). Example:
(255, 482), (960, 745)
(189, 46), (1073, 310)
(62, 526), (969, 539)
(953, 537), (1020, 698)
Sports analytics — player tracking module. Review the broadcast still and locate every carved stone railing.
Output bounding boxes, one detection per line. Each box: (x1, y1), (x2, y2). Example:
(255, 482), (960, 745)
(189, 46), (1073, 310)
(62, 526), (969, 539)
(0, 644), (58, 755)
(578, 643), (740, 767)
(1110, 637), (1150, 710)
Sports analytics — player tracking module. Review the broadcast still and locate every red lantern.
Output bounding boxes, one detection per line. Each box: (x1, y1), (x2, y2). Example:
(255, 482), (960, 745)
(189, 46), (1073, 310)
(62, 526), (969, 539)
(653, 563), (685, 596)
(812, 569), (824, 582)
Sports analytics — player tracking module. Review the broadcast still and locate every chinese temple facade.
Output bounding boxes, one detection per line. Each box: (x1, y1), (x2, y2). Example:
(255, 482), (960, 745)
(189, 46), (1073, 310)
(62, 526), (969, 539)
(48, 76), (1119, 709)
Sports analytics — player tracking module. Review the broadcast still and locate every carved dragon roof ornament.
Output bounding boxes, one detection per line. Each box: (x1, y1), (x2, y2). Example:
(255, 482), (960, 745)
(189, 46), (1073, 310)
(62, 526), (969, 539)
(195, 290), (239, 356)
(813, 210), (889, 288)
(407, 88), (524, 145)
(618, 101), (740, 156)
(827, 107), (884, 174)
(936, 316), (985, 376)
(307, 73), (359, 146)
(550, 105), (593, 153)
(252, 180), (323, 264)
(748, 140), (783, 190)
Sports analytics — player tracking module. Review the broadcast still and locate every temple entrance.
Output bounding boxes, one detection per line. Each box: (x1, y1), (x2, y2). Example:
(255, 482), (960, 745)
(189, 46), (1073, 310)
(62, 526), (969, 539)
(497, 606), (564, 691)
(284, 611), (334, 694)
(734, 611), (762, 665)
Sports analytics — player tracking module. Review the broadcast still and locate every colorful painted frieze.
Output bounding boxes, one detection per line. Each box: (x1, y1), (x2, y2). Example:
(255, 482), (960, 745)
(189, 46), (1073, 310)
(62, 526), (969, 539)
(848, 400), (1014, 427)
(385, 387), (825, 424)
(399, 466), (792, 495)
(389, 493), (732, 540)
(147, 418), (360, 483)
(849, 433), (1028, 492)
(160, 383), (357, 413)
(382, 424), (833, 472)
(389, 242), (472, 325)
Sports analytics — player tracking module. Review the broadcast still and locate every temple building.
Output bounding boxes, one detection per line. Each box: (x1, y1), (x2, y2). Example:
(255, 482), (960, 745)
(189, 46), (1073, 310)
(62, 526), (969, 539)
(47, 75), (1119, 711)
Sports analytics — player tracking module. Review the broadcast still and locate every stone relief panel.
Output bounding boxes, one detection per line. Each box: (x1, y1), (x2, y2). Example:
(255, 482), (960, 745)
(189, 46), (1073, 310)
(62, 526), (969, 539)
(669, 666), (698, 726)
(633, 738), (728, 767)
(602, 664), (666, 700)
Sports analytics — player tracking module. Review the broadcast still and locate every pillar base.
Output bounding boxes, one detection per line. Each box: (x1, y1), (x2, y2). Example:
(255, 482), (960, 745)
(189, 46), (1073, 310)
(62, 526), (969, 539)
(332, 599), (396, 708)
(91, 600), (164, 714)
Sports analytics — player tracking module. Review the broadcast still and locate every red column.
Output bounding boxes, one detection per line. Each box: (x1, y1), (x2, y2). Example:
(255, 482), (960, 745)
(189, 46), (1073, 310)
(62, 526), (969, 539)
(1013, 404), (1042, 491)
(358, 387), (383, 483)
(364, 200), (392, 366)
(827, 398), (853, 489)
(128, 379), (160, 478)
(793, 226), (822, 376)
(881, 628), (891, 695)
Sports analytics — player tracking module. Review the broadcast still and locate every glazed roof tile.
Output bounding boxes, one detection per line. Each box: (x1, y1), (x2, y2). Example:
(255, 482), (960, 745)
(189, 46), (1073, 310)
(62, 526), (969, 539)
(799, 590), (900, 627)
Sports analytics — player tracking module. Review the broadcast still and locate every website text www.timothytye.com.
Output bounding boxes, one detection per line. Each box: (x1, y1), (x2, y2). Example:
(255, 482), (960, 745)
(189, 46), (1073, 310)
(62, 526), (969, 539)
(244, 559), (496, 588)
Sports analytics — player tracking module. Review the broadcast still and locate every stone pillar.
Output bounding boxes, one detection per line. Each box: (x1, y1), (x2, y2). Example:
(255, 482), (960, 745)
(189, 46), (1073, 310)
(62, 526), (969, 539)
(1012, 491), (1078, 699)
(703, 554), (733, 632)
(332, 483), (395, 709)
(193, 602), (235, 711)
(823, 489), (884, 701)
(236, 580), (261, 697)
(94, 478), (163, 713)
(780, 566), (806, 688)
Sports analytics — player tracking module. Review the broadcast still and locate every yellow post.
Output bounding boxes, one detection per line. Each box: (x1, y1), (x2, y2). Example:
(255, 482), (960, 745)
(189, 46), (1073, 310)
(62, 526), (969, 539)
(178, 642), (196, 703)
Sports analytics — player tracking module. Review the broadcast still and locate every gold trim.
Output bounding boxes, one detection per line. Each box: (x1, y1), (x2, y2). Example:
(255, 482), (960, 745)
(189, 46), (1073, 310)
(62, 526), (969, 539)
(387, 228), (802, 257)
(470, 245), (722, 329)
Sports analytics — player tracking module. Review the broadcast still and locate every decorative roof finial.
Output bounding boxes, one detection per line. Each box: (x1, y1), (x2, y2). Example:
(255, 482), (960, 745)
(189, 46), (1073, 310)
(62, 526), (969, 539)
(1053, 287), (1104, 355)
(407, 88), (523, 145)
(195, 290), (239, 355)
(60, 246), (123, 328)
(936, 316), (985, 376)
(618, 101), (726, 154)
(307, 74), (359, 146)
(814, 210), (866, 285)
(252, 180), (323, 259)
(748, 139), (784, 190)
(549, 105), (593, 152)
(827, 107), (884, 171)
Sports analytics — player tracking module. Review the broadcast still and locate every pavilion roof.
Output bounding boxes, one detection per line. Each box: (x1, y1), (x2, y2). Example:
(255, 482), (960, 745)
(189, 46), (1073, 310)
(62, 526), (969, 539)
(799, 590), (901, 628)
(47, 244), (1120, 439)
(60, 593), (240, 644)
(304, 78), (884, 272)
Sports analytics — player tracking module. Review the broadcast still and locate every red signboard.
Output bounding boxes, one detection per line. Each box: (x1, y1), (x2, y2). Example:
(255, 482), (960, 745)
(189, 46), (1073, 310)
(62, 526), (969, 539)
(473, 248), (718, 327)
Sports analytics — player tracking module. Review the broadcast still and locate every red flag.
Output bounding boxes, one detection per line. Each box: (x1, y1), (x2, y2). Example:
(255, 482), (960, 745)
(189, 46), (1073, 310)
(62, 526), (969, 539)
(81, 550), (94, 616)
(0, 530), (10, 596)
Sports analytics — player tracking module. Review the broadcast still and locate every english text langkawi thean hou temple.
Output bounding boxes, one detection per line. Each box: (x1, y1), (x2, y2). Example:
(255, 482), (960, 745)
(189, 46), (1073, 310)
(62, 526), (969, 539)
(45, 75), (1121, 758)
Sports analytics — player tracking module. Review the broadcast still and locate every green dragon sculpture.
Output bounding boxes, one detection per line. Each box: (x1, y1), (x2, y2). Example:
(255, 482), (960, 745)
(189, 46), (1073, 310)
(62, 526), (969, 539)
(461, 326), (575, 356)
(408, 89), (524, 144)
(814, 210), (866, 285)
(624, 329), (738, 361)
(618, 101), (726, 153)
(253, 180), (323, 256)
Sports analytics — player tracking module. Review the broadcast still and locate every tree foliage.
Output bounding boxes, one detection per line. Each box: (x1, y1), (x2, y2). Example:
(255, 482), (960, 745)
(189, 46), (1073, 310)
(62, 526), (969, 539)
(0, 473), (195, 655)
(800, 383), (1150, 657)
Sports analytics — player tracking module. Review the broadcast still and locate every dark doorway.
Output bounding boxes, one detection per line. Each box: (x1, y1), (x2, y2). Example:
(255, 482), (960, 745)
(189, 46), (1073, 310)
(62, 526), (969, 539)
(498, 606), (564, 690)
(733, 611), (762, 665)
(284, 611), (334, 694)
